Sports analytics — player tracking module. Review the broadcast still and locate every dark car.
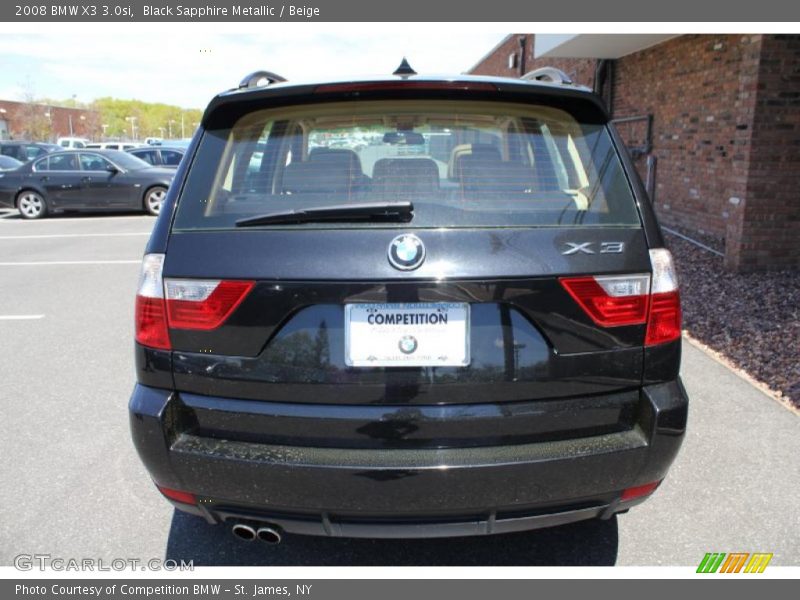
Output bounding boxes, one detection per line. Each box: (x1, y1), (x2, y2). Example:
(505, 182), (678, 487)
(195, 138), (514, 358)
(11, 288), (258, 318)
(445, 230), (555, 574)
(129, 66), (687, 544)
(127, 146), (185, 169)
(0, 155), (23, 171)
(0, 141), (62, 163)
(0, 149), (174, 219)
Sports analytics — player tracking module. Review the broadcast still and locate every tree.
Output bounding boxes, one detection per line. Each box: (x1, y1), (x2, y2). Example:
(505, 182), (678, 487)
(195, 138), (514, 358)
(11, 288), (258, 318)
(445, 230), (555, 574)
(14, 85), (52, 141)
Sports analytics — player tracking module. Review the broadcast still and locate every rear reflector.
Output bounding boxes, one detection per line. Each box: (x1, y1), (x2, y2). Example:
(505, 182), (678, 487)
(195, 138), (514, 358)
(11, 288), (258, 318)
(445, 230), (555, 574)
(560, 275), (650, 327)
(165, 279), (254, 330)
(134, 254), (170, 350)
(156, 484), (197, 505)
(621, 480), (661, 502)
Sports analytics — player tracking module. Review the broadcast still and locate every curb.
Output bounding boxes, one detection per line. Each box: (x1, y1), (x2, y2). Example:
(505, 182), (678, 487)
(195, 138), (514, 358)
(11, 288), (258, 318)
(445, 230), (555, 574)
(682, 332), (800, 416)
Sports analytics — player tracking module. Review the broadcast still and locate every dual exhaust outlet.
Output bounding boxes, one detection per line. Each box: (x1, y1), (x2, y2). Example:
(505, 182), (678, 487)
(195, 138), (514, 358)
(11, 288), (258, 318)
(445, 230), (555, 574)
(231, 522), (282, 545)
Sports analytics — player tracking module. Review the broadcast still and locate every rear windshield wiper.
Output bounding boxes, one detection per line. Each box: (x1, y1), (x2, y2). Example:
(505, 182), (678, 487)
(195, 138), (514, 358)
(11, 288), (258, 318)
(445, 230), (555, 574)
(235, 201), (414, 227)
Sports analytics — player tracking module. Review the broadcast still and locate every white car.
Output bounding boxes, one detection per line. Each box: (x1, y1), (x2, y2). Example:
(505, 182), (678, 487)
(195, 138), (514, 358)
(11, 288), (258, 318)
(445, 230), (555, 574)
(85, 142), (145, 151)
(57, 137), (90, 149)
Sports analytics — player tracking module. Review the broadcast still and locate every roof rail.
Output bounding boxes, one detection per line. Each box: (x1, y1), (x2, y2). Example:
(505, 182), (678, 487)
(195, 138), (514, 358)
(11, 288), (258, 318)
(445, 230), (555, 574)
(522, 67), (573, 85)
(238, 70), (288, 89)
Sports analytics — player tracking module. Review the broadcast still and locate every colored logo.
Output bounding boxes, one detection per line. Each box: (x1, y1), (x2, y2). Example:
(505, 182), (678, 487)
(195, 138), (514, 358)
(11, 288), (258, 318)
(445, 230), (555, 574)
(696, 552), (773, 573)
(398, 335), (418, 354)
(388, 234), (425, 270)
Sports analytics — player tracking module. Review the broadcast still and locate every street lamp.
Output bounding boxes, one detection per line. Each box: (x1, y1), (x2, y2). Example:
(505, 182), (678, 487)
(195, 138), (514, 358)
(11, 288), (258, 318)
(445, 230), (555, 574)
(168, 119), (176, 138)
(101, 124), (109, 139)
(125, 116), (137, 141)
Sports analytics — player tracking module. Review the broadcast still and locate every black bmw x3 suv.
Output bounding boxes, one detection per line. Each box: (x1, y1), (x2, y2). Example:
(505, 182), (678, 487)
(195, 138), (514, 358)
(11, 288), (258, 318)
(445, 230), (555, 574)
(130, 65), (688, 543)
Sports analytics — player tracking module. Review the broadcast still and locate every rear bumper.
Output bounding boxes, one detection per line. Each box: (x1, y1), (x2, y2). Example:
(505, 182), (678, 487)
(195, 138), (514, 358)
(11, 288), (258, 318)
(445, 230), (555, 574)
(129, 379), (687, 538)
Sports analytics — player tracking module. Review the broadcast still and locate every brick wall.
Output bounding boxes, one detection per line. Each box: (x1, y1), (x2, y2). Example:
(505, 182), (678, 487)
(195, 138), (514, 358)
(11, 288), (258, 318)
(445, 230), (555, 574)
(0, 99), (99, 141)
(612, 35), (763, 246)
(470, 34), (800, 271)
(733, 35), (800, 270)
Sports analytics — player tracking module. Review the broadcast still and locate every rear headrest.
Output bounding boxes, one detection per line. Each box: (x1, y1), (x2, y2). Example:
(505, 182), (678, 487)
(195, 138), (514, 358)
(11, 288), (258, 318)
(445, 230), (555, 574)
(372, 158), (440, 195)
(469, 143), (502, 161)
(448, 143), (502, 179)
(282, 161), (356, 194)
(308, 147), (364, 174)
(457, 157), (536, 194)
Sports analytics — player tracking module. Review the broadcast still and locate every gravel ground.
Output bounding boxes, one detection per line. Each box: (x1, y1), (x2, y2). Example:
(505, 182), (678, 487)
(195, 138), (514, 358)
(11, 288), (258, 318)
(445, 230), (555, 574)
(666, 231), (800, 408)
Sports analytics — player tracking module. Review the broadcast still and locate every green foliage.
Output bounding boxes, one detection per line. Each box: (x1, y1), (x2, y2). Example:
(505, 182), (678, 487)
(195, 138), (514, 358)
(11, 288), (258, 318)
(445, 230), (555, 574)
(34, 96), (203, 140)
(90, 98), (203, 140)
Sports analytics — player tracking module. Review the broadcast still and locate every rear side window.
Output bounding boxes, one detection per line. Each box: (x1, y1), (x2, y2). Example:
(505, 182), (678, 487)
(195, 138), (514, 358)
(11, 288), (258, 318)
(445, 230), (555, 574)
(79, 153), (113, 171)
(48, 153), (80, 171)
(133, 149), (157, 165)
(161, 150), (183, 166)
(174, 100), (640, 230)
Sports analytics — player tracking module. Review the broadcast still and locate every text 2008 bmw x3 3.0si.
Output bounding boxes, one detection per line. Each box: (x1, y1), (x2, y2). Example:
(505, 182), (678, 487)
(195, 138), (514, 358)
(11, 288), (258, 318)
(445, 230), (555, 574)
(130, 63), (687, 544)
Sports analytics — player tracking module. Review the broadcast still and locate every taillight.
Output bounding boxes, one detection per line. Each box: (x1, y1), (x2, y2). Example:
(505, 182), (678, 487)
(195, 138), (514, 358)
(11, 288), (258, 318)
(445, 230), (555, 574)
(559, 248), (682, 347)
(560, 274), (650, 327)
(135, 254), (170, 350)
(165, 279), (254, 330)
(646, 249), (681, 346)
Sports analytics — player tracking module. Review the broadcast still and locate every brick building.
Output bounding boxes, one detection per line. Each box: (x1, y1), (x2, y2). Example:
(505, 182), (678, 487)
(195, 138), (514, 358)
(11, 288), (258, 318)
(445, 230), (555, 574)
(469, 34), (800, 272)
(0, 99), (99, 142)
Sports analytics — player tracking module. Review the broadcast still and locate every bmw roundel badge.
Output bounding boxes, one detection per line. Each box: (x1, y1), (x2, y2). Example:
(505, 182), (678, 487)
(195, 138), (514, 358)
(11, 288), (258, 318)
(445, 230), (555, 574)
(398, 335), (418, 355)
(388, 234), (425, 271)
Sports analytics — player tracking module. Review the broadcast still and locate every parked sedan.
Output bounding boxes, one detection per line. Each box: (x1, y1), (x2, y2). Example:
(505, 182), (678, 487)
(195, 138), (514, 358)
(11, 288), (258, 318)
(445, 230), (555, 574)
(0, 150), (174, 219)
(0, 155), (23, 171)
(127, 146), (185, 168)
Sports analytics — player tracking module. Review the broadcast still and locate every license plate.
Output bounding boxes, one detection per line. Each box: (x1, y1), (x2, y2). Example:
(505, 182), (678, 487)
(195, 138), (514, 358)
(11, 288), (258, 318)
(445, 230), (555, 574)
(345, 302), (470, 367)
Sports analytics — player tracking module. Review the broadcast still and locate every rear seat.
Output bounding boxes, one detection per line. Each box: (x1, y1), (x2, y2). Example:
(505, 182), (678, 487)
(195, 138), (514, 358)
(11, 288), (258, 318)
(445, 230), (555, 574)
(455, 145), (535, 195)
(282, 147), (370, 194)
(371, 158), (440, 196)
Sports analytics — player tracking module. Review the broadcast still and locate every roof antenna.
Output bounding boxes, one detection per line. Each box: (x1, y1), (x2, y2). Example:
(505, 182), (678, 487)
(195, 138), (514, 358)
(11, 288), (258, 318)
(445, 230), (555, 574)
(393, 58), (417, 78)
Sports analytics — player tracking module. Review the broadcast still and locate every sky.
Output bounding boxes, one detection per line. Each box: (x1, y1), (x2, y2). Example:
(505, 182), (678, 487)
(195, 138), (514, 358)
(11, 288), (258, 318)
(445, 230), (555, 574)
(0, 28), (506, 109)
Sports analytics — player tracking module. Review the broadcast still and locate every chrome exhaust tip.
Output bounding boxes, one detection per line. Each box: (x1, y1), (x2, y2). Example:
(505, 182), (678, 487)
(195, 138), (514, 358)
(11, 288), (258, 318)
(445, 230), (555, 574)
(256, 525), (282, 545)
(231, 523), (257, 542)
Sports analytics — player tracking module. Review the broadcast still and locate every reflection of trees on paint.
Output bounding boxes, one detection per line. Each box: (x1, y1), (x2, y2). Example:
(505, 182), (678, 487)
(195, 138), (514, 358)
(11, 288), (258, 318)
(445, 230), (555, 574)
(313, 320), (330, 369)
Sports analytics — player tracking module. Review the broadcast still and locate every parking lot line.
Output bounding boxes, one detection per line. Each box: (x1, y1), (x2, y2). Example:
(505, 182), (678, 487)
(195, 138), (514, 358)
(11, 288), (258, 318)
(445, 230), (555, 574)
(0, 260), (141, 266)
(0, 315), (45, 320)
(0, 233), (151, 240)
(0, 215), (153, 223)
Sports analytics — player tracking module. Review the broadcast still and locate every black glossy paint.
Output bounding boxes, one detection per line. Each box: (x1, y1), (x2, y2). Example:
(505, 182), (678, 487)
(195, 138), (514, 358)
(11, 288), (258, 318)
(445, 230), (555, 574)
(180, 387), (638, 449)
(129, 379), (686, 528)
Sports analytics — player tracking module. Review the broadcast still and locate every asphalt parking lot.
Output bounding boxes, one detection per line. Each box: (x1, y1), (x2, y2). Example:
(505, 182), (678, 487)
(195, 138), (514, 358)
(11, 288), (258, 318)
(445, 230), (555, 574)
(1, 209), (798, 567)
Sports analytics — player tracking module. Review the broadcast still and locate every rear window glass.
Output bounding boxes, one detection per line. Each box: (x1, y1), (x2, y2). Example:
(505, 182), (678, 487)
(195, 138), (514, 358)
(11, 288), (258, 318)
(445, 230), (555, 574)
(173, 100), (640, 230)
